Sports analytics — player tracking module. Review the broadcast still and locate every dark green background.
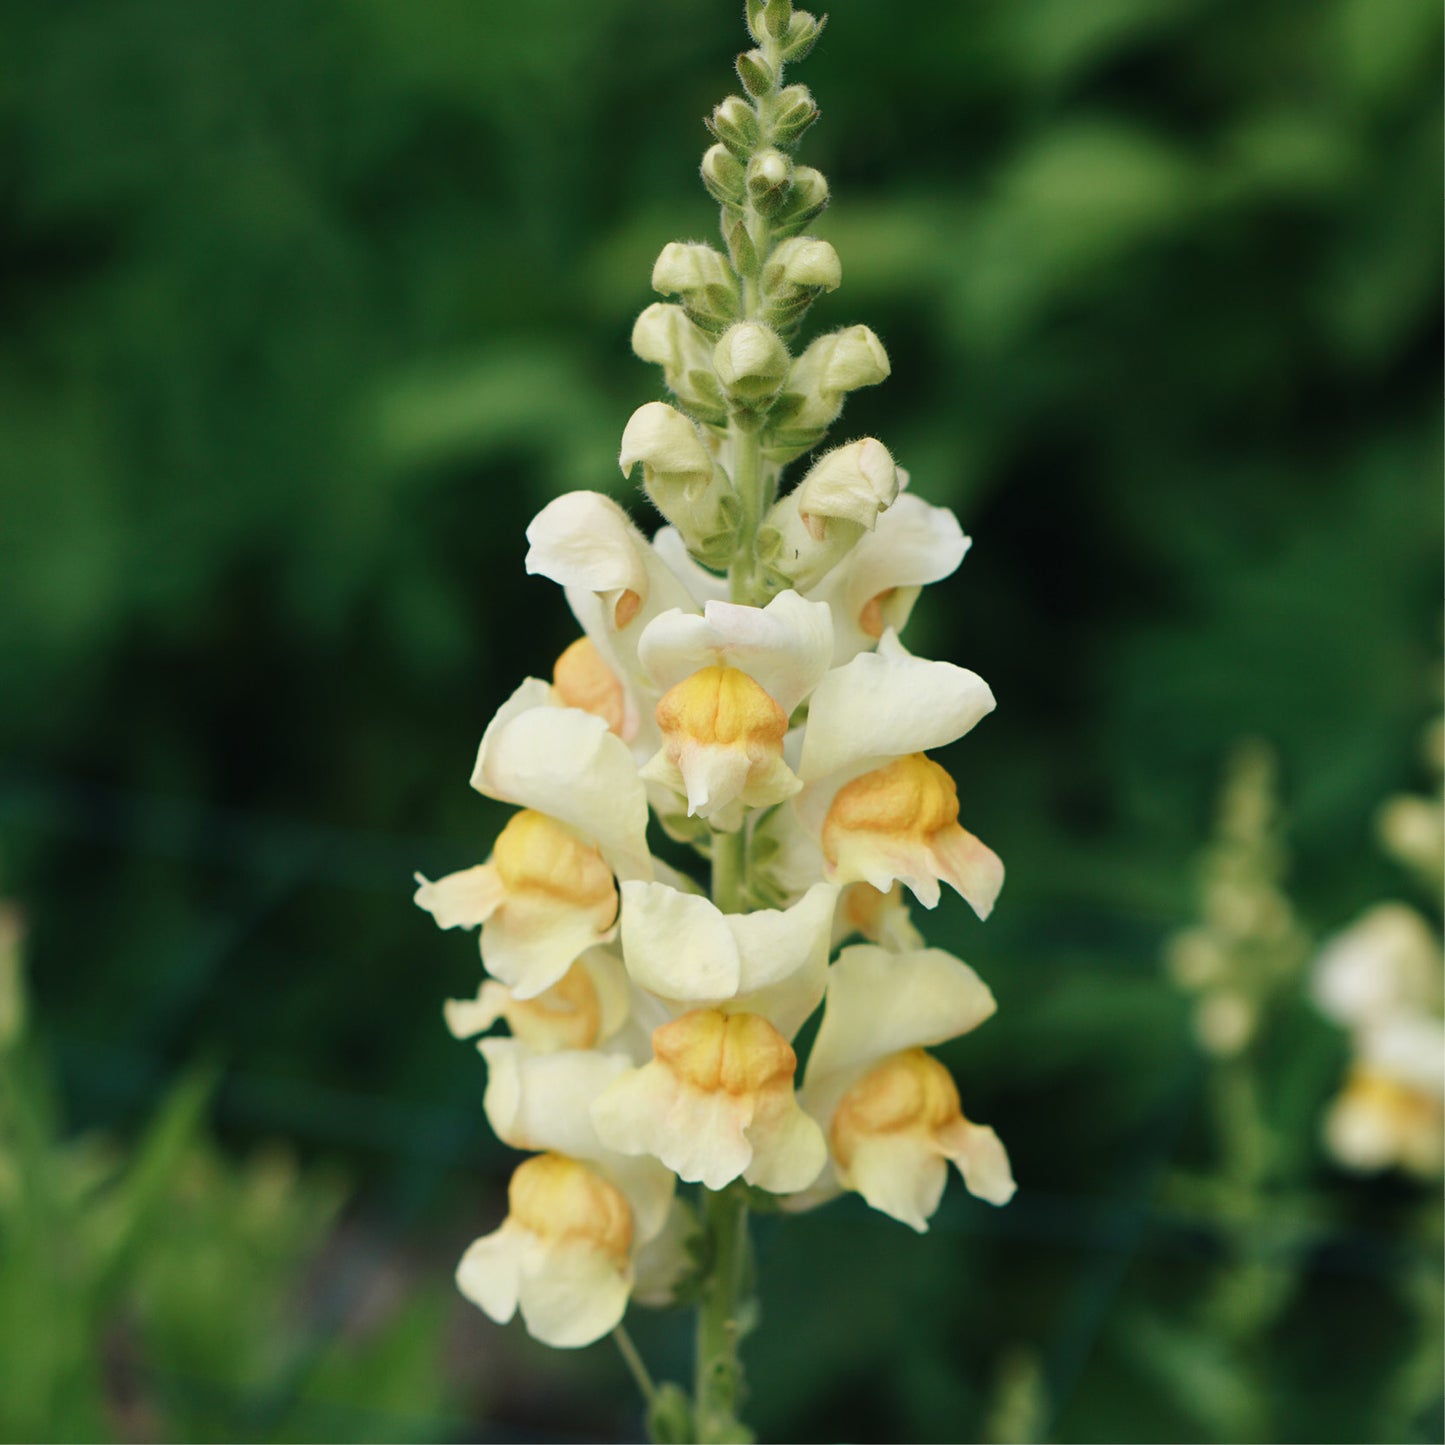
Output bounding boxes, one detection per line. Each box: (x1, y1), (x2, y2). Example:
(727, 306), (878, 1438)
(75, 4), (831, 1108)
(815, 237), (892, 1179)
(2, 0), (1440, 1439)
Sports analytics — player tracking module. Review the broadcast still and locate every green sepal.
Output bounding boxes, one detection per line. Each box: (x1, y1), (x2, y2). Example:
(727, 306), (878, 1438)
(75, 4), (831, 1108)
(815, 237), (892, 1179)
(735, 49), (774, 99)
(781, 11), (824, 61)
(770, 85), (819, 149)
(647, 1384), (696, 1445)
(763, 0), (793, 42)
(725, 218), (761, 278)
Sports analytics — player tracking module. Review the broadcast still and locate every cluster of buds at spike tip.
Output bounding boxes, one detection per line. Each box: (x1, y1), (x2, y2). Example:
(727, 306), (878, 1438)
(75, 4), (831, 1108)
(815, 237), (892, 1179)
(419, 0), (1018, 1363)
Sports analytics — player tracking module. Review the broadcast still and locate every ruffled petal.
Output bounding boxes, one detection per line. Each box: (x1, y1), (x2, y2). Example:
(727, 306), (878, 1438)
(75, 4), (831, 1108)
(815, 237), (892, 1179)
(805, 495), (970, 666)
(797, 630), (995, 787)
(804, 944), (997, 1089)
(413, 865), (505, 930)
(939, 1118), (1017, 1205)
(593, 1061), (754, 1191)
(843, 1131), (949, 1233)
(516, 1238), (633, 1348)
(480, 1039), (632, 1157)
(472, 680), (653, 881)
(620, 880), (742, 1001)
(639, 591), (835, 716)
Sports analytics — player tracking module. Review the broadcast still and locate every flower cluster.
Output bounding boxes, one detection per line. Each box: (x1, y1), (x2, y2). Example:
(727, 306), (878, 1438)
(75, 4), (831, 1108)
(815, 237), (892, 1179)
(1165, 742), (1309, 1058)
(1311, 713), (1444, 1178)
(416, 0), (1013, 1353)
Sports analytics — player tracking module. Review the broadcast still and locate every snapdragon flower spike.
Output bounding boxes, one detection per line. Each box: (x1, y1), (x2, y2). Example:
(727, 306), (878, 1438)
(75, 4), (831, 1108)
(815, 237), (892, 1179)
(793, 630), (1004, 916)
(590, 882), (837, 1192)
(793, 944), (1014, 1230)
(637, 590), (833, 829)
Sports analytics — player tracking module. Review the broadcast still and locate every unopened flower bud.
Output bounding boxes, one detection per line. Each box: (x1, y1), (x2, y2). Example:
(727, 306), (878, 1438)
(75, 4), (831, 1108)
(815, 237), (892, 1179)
(761, 0), (793, 41)
(759, 439), (899, 589)
(631, 304), (728, 423)
(620, 401), (713, 493)
(701, 143), (746, 205)
(652, 242), (732, 297)
(770, 165), (830, 237)
(771, 84), (819, 149)
(735, 48), (774, 99)
(619, 402), (740, 564)
(713, 321), (790, 403)
(764, 326), (891, 462)
(765, 237), (841, 294)
(709, 95), (760, 159)
(747, 148), (793, 215)
(781, 9), (824, 59)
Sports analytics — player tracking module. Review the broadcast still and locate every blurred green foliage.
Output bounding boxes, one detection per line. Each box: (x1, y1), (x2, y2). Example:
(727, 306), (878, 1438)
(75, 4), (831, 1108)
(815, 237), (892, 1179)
(1, 0), (1440, 1439)
(0, 928), (460, 1442)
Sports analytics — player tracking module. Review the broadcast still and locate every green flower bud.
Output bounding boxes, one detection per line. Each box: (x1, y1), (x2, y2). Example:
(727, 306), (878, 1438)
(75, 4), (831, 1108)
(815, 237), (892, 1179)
(771, 85), (819, 149)
(652, 242), (732, 296)
(735, 48), (774, 99)
(701, 143), (746, 205)
(763, 0), (793, 42)
(713, 321), (790, 403)
(769, 165), (830, 237)
(760, 236), (841, 333)
(632, 303), (729, 422)
(781, 10), (824, 61)
(708, 95), (760, 159)
(764, 236), (841, 293)
(650, 243), (740, 330)
(758, 438), (898, 589)
(619, 402), (740, 565)
(747, 147), (793, 216)
(763, 326), (890, 462)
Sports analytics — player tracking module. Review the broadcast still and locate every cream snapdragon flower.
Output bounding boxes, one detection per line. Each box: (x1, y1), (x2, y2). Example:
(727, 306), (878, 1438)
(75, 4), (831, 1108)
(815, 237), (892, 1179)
(591, 882), (838, 1192)
(790, 944), (1014, 1231)
(457, 1045), (677, 1349)
(790, 630), (1004, 918)
(637, 590), (834, 830)
(1312, 903), (1445, 1177)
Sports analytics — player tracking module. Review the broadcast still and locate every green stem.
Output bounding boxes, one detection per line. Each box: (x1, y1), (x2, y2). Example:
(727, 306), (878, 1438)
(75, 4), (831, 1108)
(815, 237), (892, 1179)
(613, 1324), (658, 1408)
(694, 1184), (753, 1443)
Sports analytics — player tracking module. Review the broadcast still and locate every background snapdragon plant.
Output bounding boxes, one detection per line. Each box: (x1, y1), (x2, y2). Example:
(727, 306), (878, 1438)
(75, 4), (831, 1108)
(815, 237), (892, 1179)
(416, 4), (1014, 1438)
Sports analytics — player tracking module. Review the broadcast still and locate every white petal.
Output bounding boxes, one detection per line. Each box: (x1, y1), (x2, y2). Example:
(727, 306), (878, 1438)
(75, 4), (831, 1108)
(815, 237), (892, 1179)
(804, 945), (998, 1089)
(592, 1064), (755, 1191)
(806, 495), (970, 666)
(1359, 1014), (1445, 1094)
(1312, 902), (1443, 1028)
(727, 882), (838, 1038)
(619, 880), (742, 1001)
(480, 1039), (631, 1156)
(743, 1093), (828, 1193)
(525, 493), (650, 613)
(639, 591), (835, 715)
(652, 525), (729, 605)
(845, 1132), (949, 1233)
(798, 631), (995, 786)
(444, 980), (511, 1039)
(480, 903), (615, 1000)
(456, 1225), (522, 1326)
(943, 1120), (1017, 1205)
(516, 1239), (632, 1349)
(413, 866), (505, 930)
(472, 682), (653, 881)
